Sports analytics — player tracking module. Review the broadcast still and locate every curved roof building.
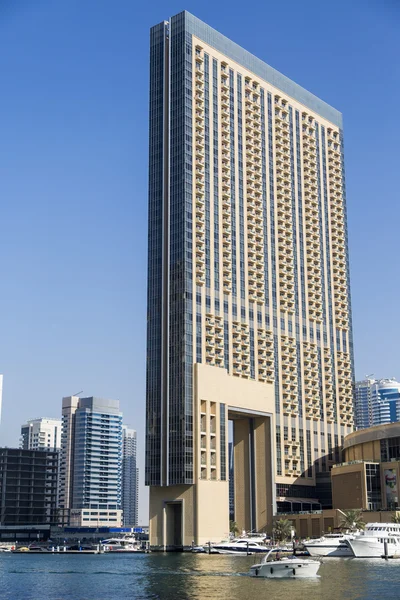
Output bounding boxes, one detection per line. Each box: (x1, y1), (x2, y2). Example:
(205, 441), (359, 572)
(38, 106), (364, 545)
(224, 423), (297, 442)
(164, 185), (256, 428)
(355, 378), (400, 430)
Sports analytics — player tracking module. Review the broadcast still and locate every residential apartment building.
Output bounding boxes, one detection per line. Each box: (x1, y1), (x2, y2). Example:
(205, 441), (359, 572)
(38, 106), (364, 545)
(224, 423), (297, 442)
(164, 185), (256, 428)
(355, 378), (374, 429)
(355, 378), (400, 429)
(146, 11), (354, 548)
(20, 417), (62, 451)
(59, 396), (123, 527)
(122, 426), (139, 527)
(0, 448), (58, 525)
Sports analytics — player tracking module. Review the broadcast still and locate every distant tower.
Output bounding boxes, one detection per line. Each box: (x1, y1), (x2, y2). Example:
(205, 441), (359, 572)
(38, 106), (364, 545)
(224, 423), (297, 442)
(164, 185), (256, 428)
(59, 396), (123, 527)
(355, 378), (400, 429)
(20, 417), (62, 451)
(355, 378), (374, 429)
(122, 426), (139, 527)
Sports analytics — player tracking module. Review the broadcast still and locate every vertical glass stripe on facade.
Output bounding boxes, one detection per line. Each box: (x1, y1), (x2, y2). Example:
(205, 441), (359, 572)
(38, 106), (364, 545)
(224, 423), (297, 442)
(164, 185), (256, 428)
(196, 313), (202, 363)
(168, 15), (194, 484)
(224, 320), (229, 371)
(299, 429), (305, 474)
(220, 404), (226, 480)
(250, 327), (255, 378)
(145, 22), (167, 486)
(306, 430), (312, 475)
(276, 426), (282, 475)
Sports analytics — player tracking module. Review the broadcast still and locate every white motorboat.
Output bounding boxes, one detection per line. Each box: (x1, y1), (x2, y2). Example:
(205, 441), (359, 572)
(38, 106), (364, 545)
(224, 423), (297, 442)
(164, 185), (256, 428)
(304, 533), (354, 557)
(210, 536), (271, 555)
(249, 548), (321, 578)
(101, 534), (140, 553)
(191, 545), (206, 553)
(345, 522), (400, 558)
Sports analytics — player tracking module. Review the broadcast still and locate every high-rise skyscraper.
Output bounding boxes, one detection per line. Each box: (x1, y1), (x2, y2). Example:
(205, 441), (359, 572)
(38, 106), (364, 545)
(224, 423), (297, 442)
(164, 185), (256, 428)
(20, 417), (62, 451)
(355, 378), (374, 429)
(146, 11), (354, 549)
(355, 378), (400, 429)
(122, 426), (139, 527)
(59, 396), (123, 527)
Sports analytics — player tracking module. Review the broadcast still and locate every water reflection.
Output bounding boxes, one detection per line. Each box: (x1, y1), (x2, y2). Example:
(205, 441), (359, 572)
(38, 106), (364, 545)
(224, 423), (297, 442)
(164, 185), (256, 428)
(0, 552), (399, 600)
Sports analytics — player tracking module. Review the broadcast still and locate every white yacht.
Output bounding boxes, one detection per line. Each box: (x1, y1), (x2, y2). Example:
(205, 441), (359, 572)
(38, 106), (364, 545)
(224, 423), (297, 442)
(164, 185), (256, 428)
(210, 536), (271, 555)
(345, 522), (400, 558)
(249, 548), (321, 578)
(101, 534), (140, 553)
(304, 533), (354, 557)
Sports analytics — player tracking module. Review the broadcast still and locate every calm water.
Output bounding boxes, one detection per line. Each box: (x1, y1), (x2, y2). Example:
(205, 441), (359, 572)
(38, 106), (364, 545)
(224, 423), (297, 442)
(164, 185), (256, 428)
(0, 553), (399, 600)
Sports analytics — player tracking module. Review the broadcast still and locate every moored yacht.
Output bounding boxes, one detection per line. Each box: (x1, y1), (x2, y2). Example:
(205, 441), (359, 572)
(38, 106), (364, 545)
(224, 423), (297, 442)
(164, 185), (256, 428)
(210, 536), (271, 555)
(101, 534), (140, 553)
(304, 533), (354, 557)
(345, 522), (400, 558)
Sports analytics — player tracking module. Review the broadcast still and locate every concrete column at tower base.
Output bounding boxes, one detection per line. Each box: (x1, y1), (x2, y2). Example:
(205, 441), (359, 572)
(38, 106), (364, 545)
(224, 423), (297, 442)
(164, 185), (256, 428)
(149, 481), (229, 550)
(233, 416), (273, 535)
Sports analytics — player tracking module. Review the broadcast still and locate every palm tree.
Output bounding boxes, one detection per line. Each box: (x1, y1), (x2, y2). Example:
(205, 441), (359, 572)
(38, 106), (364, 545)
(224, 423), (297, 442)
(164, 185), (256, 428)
(229, 521), (240, 536)
(391, 513), (400, 524)
(339, 509), (365, 531)
(273, 518), (293, 542)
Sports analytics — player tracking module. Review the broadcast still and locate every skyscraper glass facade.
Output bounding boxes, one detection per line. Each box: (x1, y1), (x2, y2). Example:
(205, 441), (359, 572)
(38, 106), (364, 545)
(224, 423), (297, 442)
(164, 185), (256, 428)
(146, 11), (355, 502)
(122, 426), (139, 527)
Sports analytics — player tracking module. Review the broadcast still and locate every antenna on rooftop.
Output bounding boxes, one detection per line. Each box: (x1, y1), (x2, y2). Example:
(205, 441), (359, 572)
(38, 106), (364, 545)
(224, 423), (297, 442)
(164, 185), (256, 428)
(72, 390), (83, 397)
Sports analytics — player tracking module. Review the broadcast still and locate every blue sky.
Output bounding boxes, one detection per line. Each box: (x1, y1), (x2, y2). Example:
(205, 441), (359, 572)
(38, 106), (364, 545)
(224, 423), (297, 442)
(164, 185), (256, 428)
(0, 0), (398, 520)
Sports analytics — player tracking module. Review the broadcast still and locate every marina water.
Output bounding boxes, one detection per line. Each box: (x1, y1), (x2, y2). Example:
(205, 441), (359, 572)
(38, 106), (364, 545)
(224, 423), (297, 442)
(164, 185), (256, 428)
(0, 552), (399, 599)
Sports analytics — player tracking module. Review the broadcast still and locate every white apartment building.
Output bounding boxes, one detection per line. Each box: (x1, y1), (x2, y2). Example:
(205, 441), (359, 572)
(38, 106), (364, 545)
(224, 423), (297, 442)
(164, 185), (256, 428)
(20, 417), (62, 451)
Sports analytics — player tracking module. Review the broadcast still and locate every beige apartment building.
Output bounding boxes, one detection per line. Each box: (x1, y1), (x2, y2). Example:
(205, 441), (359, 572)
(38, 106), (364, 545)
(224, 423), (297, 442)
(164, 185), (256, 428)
(146, 11), (354, 549)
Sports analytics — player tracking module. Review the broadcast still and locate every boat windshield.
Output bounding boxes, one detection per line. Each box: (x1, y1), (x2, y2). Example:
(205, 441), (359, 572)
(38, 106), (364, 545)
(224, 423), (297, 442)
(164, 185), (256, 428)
(261, 548), (290, 563)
